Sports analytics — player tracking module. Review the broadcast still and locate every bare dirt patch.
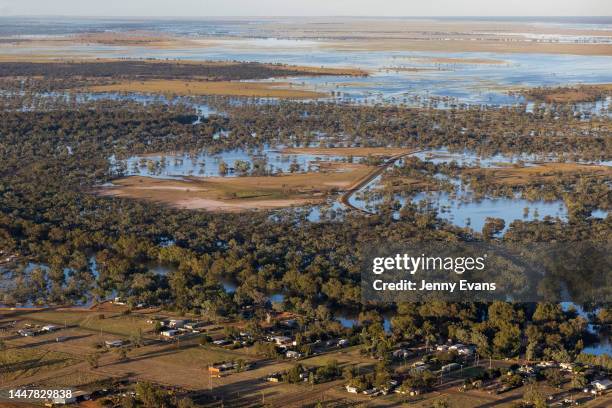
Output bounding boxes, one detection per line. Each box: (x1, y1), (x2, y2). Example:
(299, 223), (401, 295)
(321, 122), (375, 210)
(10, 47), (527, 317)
(98, 163), (374, 212)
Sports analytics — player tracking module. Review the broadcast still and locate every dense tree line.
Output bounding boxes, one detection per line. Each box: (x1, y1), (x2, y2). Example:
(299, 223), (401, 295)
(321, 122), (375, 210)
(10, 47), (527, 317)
(0, 88), (610, 365)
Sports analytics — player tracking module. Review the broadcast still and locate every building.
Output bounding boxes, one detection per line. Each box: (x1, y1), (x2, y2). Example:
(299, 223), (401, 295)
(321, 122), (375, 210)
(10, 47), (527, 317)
(18, 329), (37, 337)
(42, 325), (59, 332)
(161, 329), (179, 338)
(184, 322), (205, 331)
(168, 319), (186, 329)
(441, 363), (461, 373)
(591, 379), (612, 391)
(345, 385), (358, 393)
(208, 366), (222, 378)
(271, 335), (294, 347)
(280, 319), (297, 328)
(392, 349), (410, 359)
(286, 350), (301, 359)
(51, 395), (76, 405)
(412, 361), (430, 372)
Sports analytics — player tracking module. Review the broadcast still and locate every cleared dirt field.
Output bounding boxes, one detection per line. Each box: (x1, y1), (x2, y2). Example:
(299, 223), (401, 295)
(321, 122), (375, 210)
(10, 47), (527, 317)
(0, 347), (78, 382)
(99, 162), (374, 212)
(88, 79), (326, 98)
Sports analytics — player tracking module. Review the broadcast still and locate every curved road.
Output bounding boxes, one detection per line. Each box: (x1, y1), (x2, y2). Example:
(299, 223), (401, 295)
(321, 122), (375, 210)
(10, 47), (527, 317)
(339, 150), (422, 214)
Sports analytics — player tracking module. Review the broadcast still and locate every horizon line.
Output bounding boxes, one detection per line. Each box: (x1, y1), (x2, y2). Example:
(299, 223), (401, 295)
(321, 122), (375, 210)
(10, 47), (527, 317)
(1, 15), (611, 19)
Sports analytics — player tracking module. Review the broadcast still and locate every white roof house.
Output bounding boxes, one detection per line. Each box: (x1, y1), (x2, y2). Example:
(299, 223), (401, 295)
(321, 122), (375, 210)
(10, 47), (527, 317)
(271, 335), (294, 346)
(161, 329), (179, 337)
(286, 350), (301, 359)
(591, 379), (612, 391)
(346, 385), (358, 393)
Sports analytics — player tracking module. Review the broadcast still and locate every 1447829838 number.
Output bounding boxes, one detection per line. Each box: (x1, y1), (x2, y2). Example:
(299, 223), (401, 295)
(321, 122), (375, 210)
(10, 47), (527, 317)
(8, 389), (73, 400)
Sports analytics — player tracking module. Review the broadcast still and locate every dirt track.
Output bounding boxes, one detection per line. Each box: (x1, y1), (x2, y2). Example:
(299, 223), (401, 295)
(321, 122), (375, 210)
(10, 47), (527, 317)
(339, 150), (421, 214)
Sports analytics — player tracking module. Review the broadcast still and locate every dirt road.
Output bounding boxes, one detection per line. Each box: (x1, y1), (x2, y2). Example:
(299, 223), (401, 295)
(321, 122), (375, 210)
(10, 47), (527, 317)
(339, 150), (420, 213)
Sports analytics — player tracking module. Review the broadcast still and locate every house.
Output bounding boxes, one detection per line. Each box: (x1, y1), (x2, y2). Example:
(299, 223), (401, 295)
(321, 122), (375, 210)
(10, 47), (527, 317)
(395, 385), (422, 396)
(280, 319), (298, 328)
(209, 361), (248, 377)
(184, 322), (205, 331)
(51, 394), (76, 405)
(208, 366), (222, 378)
(449, 343), (474, 355)
(455, 345), (475, 356)
(168, 319), (186, 329)
(266, 373), (281, 382)
(48, 390), (90, 405)
(18, 329), (38, 337)
(518, 365), (537, 376)
(345, 385), (359, 393)
(591, 379), (612, 391)
(105, 340), (124, 348)
(381, 380), (398, 394)
(441, 363), (461, 373)
(271, 335), (294, 347)
(72, 390), (91, 401)
(449, 343), (465, 350)
(392, 349), (411, 359)
(412, 361), (430, 372)
(286, 350), (301, 359)
(161, 329), (179, 338)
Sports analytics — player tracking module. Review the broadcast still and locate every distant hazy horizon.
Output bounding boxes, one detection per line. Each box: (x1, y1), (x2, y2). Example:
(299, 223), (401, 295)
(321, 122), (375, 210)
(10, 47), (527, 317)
(0, 0), (609, 18)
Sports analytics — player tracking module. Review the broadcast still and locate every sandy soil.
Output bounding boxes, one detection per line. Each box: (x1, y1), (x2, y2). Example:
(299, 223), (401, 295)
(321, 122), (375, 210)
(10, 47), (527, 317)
(98, 163), (373, 212)
(88, 79), (326, 98)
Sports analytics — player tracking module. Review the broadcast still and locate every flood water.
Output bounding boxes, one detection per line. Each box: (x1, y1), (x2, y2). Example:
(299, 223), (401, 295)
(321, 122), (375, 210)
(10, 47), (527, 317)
(345, 149), (609, 233)
(113, 145), (352, 179)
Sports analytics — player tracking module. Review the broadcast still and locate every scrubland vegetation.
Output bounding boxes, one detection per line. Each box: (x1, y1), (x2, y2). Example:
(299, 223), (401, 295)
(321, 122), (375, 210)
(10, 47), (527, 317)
(0, 67), (610, 407)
